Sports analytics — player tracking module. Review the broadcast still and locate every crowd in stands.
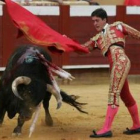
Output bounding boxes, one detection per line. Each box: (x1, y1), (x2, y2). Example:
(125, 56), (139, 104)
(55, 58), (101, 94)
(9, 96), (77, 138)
(1, 0), (140, 6)
(7, 0), (100, 5)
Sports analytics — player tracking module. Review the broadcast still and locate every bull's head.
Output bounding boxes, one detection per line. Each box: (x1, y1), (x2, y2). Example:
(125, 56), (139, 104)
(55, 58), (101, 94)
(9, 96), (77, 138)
(12, 76), (31, 100)
(12, 76), (62, 109)
(11, 48), (75, 110)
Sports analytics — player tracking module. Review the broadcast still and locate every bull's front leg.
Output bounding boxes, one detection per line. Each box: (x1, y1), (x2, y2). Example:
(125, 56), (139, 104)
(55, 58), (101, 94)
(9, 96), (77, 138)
(43, 93), (53, 126)
(12, 115), (25, 136)
(0, 108), (6, 126)
(0, 94), (6, 126)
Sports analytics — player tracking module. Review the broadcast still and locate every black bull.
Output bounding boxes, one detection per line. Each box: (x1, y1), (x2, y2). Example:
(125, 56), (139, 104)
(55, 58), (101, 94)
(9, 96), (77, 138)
(0, 44), (87, 136)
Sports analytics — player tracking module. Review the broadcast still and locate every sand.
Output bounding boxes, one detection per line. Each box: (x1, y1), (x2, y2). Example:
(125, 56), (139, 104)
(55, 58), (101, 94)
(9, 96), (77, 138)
(0, 83), (140, 140)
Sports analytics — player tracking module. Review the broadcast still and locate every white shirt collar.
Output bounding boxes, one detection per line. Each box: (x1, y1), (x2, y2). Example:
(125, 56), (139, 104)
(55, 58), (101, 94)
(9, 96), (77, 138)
(103, 23), (109, 30)
(102, 23), (109, 34)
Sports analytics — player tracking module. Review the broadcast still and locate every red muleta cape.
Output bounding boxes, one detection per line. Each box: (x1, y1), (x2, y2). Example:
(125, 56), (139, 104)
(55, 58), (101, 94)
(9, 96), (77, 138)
(5, 0), (89, 54)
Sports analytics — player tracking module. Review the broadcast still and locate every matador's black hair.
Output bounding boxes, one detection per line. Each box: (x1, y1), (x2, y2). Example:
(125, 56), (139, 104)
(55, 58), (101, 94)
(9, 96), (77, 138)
(91, 8), (108, 22)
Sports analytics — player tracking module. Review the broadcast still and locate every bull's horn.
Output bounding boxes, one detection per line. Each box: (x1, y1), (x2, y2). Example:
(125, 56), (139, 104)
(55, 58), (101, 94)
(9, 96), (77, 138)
(47, 84), (62, 109)
(12, 76), (31, 100)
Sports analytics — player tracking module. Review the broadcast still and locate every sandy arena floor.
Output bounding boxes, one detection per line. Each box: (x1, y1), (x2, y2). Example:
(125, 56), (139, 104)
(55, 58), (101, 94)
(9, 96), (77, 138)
(0, 83), (140, 140)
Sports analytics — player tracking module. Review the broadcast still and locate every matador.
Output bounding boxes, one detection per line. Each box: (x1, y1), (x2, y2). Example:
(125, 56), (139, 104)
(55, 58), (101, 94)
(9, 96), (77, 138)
(83, 8), (140, 138)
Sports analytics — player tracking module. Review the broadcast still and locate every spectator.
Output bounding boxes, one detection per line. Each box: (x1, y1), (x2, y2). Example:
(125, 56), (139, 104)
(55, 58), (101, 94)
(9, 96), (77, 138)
(124, 0), (140, 6)
(48, 0), (63, 4)
(83, 0), (99, 5)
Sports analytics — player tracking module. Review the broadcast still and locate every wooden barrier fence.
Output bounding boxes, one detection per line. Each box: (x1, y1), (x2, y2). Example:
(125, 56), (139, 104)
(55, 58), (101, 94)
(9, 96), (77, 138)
(0, 4), (140, 74)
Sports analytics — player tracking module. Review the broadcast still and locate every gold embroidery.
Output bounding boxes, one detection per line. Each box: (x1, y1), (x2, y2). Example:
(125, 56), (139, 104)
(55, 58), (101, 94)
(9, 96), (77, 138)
(108, 46), (131, 106)
(97, 24), (125, 56)
(110, 30), (115, 33)
(91, 33), (100, 41)
(111, 21), (123, 26)
(112, 34), (117, 38)
(90, 21), (139, 56)
(122, 22), (140, 39)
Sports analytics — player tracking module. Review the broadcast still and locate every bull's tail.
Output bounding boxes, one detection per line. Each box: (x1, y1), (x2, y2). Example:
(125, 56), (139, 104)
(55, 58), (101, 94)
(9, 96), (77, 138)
(60, 90), (88, 114)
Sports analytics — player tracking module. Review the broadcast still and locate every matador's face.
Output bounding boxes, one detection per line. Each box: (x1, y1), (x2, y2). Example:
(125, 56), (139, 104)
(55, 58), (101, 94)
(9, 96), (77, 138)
(91, 16), (107, 32)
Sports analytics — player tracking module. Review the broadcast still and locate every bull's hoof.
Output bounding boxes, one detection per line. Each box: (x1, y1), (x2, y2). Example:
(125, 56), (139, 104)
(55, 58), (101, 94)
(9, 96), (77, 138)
(45, 117), (53, 126)
(0, 120), (3, 126)
(12, 132), (21, 137)
(12, 127), (22, 136)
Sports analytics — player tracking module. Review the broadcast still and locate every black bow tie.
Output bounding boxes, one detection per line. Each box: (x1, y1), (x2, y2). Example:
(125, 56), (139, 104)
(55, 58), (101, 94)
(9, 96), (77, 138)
(102, 29), (105, 33)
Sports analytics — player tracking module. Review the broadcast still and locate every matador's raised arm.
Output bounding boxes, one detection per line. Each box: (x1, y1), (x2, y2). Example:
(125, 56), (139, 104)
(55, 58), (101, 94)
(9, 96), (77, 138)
(121, 22), (140, 40)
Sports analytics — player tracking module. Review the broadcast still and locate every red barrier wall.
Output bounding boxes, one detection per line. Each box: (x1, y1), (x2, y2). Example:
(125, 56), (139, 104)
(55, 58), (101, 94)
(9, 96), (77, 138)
(0, 5), (140, 74)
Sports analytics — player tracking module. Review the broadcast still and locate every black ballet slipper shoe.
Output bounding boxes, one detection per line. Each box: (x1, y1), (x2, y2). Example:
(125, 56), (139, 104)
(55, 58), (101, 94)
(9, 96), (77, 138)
(90, 130), (112, 138)
(123, 127), (140, 135)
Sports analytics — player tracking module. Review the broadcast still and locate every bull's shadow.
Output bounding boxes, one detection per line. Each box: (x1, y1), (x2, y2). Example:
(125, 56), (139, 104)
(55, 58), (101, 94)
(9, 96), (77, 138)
(0, 44), (87, 136)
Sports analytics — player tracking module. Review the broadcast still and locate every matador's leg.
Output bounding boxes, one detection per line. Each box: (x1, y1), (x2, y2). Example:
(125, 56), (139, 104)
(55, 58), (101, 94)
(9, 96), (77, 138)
(108, 46), (130, 107)
(109, 46), (140, 134)
(91, 46), (130, 136)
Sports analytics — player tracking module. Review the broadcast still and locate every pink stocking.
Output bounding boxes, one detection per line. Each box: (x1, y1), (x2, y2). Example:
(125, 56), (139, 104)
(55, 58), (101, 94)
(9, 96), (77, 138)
(97, 105), (119, 134)
(127, 103), (140, 130)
